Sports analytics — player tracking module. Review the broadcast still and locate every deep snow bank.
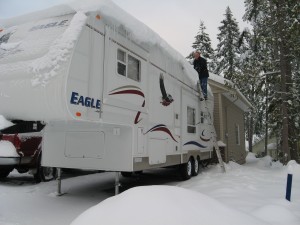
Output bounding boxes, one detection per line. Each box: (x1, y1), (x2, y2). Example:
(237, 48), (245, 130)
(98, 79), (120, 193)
(71, 186), (268, 225)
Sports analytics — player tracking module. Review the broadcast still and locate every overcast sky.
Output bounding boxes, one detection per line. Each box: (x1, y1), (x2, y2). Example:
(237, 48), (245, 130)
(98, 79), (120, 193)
(0, 0), (250, 57)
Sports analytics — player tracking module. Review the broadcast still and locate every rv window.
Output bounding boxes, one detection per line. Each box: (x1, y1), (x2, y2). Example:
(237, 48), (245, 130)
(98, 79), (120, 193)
(128, 54), (140, 82)
(118, 62), (126, 76)
(187, 106), (196, 133)
(117, 49), (126, 62)
(117, 49), (141, 82)
(117, 49), (126, 76)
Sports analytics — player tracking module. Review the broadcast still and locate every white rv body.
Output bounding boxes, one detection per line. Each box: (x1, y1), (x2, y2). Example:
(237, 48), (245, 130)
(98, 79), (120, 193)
(0, 1), (215, 172)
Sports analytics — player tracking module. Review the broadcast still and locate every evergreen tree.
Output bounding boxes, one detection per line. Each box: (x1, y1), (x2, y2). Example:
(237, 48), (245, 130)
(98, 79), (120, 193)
(244, 0), (300, 163)
(187, 21), (214, 70)
(238, 28), (265, 152)
(214, 7), (241, 83)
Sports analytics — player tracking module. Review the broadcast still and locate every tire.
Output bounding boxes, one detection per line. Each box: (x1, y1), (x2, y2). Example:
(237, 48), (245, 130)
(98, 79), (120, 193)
(40, 166), (57, 182)
(0, 168), (13, 179)
(191, 157), (200, 176)
(34, 155), (57, 182)
(180, 158), (192, 180)
(121, 172), (133, 177)
(121, 171), (143, 178)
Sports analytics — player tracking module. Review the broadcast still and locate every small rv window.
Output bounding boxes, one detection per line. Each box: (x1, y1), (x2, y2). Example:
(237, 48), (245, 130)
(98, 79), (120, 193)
(187, 106), (196, 133)
(118, 62), (126, 76)
(117, 49), (126, 76)
(116, 48), (141, 82)
(128, 54), (140, 82)
(117, 49), (126, 62)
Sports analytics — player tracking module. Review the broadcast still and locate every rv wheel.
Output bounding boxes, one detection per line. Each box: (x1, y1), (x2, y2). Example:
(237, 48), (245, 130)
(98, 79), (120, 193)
(34, 166), (57, 182)
(121, 171), (143, 178)
(40, 166), (57, 182)
(180, 158), (192, 180)
(121, 172), (133, 177)
(34, 155), (57, 182)
(191, 157), (200, 176)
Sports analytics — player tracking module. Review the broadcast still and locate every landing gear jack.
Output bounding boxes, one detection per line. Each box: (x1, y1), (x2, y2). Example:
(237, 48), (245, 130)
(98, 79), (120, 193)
(115, 172), (121, 195)
(56, 168), (64, 196)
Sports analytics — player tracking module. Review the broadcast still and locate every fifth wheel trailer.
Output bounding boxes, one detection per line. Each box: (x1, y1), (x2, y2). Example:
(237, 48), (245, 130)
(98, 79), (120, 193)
(0, 1), (219, 184)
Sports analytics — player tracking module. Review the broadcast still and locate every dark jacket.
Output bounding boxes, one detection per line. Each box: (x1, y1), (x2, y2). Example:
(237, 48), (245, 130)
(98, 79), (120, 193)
(193, 57), (209, 78)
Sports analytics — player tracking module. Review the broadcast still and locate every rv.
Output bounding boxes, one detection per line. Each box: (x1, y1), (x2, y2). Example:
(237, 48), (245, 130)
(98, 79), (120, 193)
(0, 1), (216, 184)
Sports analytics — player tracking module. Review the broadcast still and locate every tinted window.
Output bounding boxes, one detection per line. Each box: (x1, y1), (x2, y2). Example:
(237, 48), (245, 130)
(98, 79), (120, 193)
(187, 106), (196, 133)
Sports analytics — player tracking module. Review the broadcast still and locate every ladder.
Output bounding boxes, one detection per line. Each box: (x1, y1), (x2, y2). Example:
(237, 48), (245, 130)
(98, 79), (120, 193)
(197, 82), (226, 173)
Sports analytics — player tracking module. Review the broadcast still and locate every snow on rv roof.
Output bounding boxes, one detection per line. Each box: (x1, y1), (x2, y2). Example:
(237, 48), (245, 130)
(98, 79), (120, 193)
(0, 0), (198, 86)
(0, 12), (87, 87)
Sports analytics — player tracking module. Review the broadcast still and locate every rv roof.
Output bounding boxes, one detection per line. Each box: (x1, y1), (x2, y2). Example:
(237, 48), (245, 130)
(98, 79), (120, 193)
(1, 0), (198, 86)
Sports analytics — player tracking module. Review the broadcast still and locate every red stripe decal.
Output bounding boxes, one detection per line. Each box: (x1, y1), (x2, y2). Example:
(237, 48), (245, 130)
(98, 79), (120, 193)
(109, 87), (145, 124)
(152, 127), (178, 142)
(134, 100), (146, 124)
(109, 89), (144, 97)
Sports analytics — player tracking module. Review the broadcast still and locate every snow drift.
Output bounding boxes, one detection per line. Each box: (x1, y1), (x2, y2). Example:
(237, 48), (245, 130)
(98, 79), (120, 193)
(71, 186), (268, 225)
(0, 157), (299, 225)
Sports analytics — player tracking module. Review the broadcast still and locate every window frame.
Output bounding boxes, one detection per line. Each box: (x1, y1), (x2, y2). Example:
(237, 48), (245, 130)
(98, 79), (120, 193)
(116, 48), (141, 82)
(187, 106), (196, 134)
(117, 49), (127, 77)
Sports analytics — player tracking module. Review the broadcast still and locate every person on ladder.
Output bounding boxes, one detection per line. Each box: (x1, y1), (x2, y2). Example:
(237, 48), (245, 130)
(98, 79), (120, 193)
(193, 51), (209, 100)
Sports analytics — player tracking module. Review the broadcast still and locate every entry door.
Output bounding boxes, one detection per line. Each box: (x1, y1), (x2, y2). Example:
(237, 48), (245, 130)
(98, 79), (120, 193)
(181, 88), (199, 149)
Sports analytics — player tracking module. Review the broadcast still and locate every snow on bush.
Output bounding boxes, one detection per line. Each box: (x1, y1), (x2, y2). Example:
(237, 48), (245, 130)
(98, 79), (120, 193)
(0, 140), (19, 157)
(246, 153), (283, 169)
(245, 152), (258, 163)
(257, 155), (273, 168)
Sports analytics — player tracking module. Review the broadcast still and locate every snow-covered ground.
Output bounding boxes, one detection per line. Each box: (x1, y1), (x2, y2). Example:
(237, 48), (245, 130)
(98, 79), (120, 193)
(0, 154), (299, 225)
